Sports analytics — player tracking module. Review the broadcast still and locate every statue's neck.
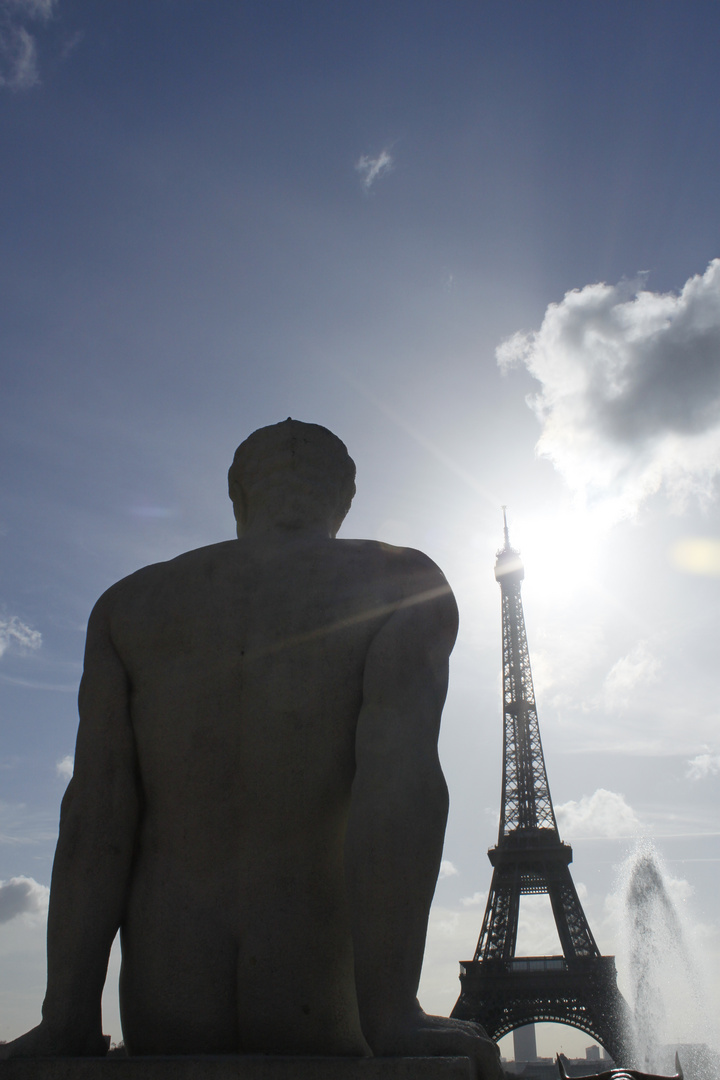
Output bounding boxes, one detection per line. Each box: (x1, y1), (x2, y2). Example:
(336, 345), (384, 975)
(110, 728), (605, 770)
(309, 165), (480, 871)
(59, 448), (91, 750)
(237, 519), (335, 543)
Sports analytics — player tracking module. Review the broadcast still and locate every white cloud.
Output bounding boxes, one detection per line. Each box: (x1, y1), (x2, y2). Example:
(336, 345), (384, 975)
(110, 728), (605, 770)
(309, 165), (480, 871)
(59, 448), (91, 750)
(0, 0), (58, 91)
(686, 752), (720, 781)
(497, 260), (720, 522)
(555, 788), (642, 838)
(355, 148), (393, 191)
(0, 615), (41, 659)
(0, 23), (37, 88)
(602, 641), (660, 712)
(531, 618), (606, 707)
(58, 26), (82, 61)
(438, 859), (459, 879)
(515, 894), (563, 956)
(56, 755), (73, 781)
(460, 891), (485, 907)
(0, 875), (49, 924)
(433, 910), (460, 938)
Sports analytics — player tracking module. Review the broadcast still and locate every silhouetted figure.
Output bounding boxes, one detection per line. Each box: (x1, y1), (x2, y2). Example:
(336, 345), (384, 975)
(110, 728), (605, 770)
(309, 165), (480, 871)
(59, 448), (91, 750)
(1, 420), (500, 1080)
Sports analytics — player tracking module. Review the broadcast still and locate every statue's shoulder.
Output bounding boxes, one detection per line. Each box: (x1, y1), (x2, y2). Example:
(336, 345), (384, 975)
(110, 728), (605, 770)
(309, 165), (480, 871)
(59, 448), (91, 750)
(337, 538), (456, 610)
(93, 540), (238, 612)
(337, 540), (457, 651)
(338, 537), (450, 578)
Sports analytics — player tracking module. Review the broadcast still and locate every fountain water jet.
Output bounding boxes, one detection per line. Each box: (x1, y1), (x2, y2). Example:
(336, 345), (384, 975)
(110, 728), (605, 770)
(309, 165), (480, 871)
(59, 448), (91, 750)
(617, 841), (713, 1075)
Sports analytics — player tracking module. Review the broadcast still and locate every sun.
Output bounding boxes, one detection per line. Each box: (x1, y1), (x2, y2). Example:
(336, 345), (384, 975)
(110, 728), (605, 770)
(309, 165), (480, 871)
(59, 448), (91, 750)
(505, 505), (607, 607)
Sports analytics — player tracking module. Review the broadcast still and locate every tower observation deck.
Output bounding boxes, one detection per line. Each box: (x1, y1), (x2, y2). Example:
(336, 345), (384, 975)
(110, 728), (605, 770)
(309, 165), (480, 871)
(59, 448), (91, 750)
(450, 511), (634, 1063)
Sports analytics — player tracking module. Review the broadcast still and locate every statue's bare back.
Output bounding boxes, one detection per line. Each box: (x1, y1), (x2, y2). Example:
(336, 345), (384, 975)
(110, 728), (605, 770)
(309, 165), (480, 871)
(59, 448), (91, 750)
(111, 535), (437, 1054)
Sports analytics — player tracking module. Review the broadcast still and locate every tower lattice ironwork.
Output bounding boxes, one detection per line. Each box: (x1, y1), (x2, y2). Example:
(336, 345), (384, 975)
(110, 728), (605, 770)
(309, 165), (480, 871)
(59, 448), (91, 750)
(451, 511), (634, 1064)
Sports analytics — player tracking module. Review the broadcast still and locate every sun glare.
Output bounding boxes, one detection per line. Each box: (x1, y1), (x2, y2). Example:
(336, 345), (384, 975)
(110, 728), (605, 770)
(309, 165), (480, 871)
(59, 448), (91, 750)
(507, 508), (607, 606)
(670, 537), (720, 577)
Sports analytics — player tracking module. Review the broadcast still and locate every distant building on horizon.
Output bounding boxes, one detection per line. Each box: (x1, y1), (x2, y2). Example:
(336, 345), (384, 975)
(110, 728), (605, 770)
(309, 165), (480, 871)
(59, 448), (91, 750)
(514, 1025), (538, 1062)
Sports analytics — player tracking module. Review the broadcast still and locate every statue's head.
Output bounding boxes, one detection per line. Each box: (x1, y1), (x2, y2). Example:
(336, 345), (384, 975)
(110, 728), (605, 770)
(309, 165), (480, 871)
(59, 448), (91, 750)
(228, 419), (357, 539)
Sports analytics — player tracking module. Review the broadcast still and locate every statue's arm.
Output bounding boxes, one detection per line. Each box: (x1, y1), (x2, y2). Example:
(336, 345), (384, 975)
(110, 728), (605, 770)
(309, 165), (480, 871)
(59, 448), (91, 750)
(345, 571), (502, 1079)
(1, 594), (141, 1058)
(345, 576), (456, 1046)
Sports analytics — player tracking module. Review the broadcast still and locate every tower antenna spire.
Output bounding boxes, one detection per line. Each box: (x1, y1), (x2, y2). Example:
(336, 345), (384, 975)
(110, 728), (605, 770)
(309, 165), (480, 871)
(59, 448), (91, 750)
(501, 506), (510, 549)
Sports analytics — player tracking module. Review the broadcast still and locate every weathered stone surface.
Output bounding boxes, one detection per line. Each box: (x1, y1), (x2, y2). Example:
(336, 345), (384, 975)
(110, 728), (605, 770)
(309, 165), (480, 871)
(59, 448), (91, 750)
(0, 1056), (472, 1080)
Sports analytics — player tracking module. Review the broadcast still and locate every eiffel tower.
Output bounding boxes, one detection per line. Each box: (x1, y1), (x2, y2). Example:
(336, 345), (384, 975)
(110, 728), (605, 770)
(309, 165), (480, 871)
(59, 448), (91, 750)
(451, 511), (634, 1064)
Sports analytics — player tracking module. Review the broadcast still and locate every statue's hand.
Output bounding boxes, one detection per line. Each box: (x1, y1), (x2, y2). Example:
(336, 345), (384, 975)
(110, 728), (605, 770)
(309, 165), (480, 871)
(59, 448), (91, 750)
(0, 1022), (109, 1059)
(368, 1008), (503, 1080)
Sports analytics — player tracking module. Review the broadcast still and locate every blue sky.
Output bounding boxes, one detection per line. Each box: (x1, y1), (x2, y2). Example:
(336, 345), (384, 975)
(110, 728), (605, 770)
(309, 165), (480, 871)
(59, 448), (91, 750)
(2, 0), (720, 1059)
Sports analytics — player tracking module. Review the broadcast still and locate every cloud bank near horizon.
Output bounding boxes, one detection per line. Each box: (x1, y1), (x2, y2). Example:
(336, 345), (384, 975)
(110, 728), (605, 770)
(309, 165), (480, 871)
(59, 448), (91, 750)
(556, 788), (642, 839)
(498, 260), (720, 523)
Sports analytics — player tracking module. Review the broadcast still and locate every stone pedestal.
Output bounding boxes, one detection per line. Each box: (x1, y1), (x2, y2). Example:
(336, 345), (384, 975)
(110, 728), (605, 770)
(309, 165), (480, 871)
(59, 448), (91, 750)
(0, 1056), (472, 1080)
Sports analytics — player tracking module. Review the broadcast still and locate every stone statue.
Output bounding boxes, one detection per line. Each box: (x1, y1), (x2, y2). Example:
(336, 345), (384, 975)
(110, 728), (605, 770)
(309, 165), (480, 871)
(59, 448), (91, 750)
(0, 420), (501, 1080)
